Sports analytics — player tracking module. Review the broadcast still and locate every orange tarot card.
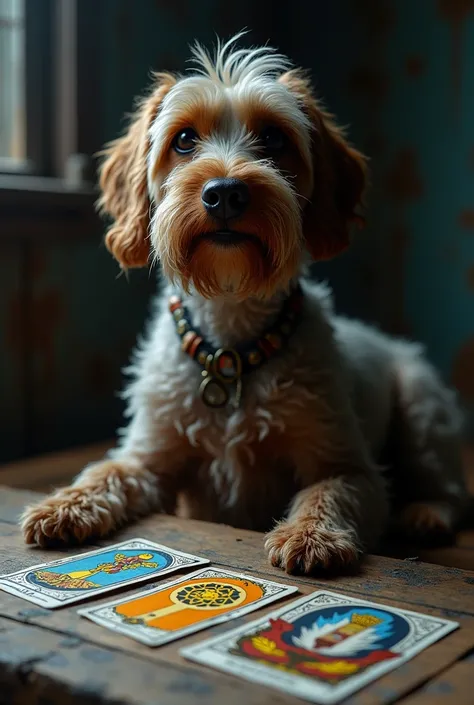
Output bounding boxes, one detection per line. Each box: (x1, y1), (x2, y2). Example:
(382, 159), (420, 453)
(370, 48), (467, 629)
(79, 567), (298, 646)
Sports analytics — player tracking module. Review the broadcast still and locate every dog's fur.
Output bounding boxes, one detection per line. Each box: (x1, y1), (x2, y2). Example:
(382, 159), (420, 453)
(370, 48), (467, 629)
(22, 35), (469, 573)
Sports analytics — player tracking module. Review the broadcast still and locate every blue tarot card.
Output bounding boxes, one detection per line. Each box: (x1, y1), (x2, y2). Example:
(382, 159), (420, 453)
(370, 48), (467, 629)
(0, 538), (209, 608)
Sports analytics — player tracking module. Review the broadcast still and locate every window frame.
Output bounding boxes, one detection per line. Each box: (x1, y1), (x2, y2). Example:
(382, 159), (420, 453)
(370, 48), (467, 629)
(0, 0), (103, 184)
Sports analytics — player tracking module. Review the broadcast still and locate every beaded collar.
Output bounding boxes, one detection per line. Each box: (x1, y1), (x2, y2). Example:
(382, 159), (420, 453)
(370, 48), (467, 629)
(169, 284), (303, 409)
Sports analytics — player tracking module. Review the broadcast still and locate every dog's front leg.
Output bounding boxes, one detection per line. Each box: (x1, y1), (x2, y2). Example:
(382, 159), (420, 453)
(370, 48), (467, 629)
(21, 410), (186, 547)
(265, 468), (388, 574)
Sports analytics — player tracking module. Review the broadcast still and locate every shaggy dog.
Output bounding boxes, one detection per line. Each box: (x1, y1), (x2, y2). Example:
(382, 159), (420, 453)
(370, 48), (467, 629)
(21, 35), (469, 574)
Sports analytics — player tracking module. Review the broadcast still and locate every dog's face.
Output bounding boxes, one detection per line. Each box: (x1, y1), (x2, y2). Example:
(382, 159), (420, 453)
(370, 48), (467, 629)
(99, 37), (367, 299)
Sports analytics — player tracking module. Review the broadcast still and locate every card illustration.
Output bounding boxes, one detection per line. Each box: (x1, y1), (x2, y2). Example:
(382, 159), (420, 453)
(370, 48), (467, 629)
(0, 539), (209, 608)
(79, 567), (298, 646)
(181, 590), (459, 704)
(29, 550), (168, 591)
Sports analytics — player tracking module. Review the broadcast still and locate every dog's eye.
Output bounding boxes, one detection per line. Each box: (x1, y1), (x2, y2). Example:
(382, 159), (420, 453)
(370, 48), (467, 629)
(173, 128), (198, 154)
(259, 126), (285, 154)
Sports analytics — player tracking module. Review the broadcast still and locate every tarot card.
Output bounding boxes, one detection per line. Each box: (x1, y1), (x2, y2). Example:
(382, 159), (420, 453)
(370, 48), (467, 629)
(79, 567), (298, 646)
(181, 590), (459, 704)
(0, 538), (209, 609)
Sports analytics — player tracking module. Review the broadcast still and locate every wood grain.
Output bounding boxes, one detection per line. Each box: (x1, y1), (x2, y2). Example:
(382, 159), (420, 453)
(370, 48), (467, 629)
(399, 657), (474, 705)
(0, 441), (112, 492)
(1, 486), (473, 704)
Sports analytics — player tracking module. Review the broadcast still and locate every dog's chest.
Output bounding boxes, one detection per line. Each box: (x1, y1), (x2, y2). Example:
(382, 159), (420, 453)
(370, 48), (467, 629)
(177, 376), (315, 529)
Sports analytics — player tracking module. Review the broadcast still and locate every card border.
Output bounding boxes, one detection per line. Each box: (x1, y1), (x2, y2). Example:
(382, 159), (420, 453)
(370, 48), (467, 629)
(78, 566), (299, 646)
(181, 589), (459, 705)
(0, 538), (209, 609)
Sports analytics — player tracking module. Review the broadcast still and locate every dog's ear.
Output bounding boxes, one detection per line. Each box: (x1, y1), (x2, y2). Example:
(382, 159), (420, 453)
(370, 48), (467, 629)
(97, 72), (176, 269)
(279, 70), (368, 261)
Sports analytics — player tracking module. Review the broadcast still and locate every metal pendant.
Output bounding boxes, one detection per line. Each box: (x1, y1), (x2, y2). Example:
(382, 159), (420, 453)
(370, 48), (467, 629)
(199, 375), (229, 408)
(199, 348), (243, 409)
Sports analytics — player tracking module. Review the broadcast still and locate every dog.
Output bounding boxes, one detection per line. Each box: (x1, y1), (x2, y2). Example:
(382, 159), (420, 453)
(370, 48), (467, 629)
(21, 34), (469, 574)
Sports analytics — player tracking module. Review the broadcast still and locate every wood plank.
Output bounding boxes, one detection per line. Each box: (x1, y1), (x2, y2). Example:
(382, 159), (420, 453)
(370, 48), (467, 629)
(0, 580), (473, 705)
(0, 486), (47, 525)
(0, 615), (298, 705)
(1, 490), (474, 616)
(116, 516), (474, 617)
(399, 657), (474, 705)
(0, 441), (112, 492)
(1, 486), (474, 705)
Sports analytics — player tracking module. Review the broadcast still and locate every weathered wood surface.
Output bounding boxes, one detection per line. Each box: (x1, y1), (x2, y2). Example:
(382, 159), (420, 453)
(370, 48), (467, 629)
(0, 440), (111, 492)
(0, 486), (473, 705)
(399, 655), (474, 705)
(2, 445), (473, 568)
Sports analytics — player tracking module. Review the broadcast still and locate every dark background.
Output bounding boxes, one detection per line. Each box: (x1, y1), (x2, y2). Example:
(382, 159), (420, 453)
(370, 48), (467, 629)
(1, 0), (473, 463)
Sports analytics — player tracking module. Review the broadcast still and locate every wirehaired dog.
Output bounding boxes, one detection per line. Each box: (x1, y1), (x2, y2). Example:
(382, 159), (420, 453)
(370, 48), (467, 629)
(22, 35), (469, 573)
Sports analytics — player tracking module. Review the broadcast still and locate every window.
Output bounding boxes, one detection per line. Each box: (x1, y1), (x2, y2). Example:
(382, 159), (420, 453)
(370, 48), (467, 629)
(0, 0), (26, 168)
(0, 0), (101, 182)
(0, 0), (103, 240)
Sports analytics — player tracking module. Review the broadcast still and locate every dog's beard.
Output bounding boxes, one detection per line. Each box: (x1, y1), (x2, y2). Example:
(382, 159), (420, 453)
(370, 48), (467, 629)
(151, 158), (303, 299)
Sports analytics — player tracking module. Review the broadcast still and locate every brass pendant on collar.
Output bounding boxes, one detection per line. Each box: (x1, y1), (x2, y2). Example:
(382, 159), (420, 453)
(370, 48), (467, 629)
(199, 375), (229, 408)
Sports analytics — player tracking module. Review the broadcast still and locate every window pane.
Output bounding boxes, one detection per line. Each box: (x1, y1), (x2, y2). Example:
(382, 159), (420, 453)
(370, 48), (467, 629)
(0, 0), (25, 162)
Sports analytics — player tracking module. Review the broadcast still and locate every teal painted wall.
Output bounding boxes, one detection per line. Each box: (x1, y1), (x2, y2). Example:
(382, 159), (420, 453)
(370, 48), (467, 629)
(273, 1), (474, 420)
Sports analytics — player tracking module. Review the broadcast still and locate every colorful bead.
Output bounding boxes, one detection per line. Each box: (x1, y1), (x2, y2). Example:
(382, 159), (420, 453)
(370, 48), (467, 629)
(188, 336), (203, 358)
(213, 349), (242, 382)
(171, 284), (304, 393)
(181, 331), (197, 352)
(265, 333), (282, 350)
(197, 350), (209, 366)
(169, 295), (182, 313)
(247, 350), (262, 366)
(177, 319), (188, 335)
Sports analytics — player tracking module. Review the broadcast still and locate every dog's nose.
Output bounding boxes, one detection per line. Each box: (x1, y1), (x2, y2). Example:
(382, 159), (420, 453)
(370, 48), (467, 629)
(201, 178), (250, 221)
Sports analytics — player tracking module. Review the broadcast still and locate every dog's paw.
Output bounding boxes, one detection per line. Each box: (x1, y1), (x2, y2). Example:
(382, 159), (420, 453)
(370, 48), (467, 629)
(21, 487), (126, 547)
(397, 502), (454, 546)
(264, 519), (360, 574)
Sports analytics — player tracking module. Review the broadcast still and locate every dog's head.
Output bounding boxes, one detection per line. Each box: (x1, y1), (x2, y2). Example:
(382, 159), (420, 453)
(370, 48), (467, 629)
(98, 34), (367, 299)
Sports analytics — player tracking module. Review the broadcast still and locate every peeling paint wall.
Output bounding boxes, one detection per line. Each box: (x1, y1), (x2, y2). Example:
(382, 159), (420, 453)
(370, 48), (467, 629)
(274, 0), (474, 424)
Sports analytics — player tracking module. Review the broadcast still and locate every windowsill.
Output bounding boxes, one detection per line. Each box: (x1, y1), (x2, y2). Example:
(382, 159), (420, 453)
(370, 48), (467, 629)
(0, 172), (98, 198)
(0, 174), (103, 241)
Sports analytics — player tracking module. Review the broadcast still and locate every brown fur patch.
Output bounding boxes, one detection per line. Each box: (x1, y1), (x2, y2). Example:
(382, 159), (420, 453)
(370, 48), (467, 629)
(279, 70), (368, 261)
(150, 99), (226, 184)
(155, 154), (302, 299)
(21, 461), (161, 546)
(98, 72), (177, 269)
(398, 501), (455, 540)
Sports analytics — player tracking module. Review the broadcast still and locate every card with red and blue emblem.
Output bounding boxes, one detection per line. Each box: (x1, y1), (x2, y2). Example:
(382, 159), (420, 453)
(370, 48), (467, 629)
(0, 538), (209, 608)
(181, 589), (458, 704)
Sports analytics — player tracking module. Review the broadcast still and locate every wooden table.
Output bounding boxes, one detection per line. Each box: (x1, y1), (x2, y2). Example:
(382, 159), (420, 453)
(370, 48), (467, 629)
(0, 486), (473, 705)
